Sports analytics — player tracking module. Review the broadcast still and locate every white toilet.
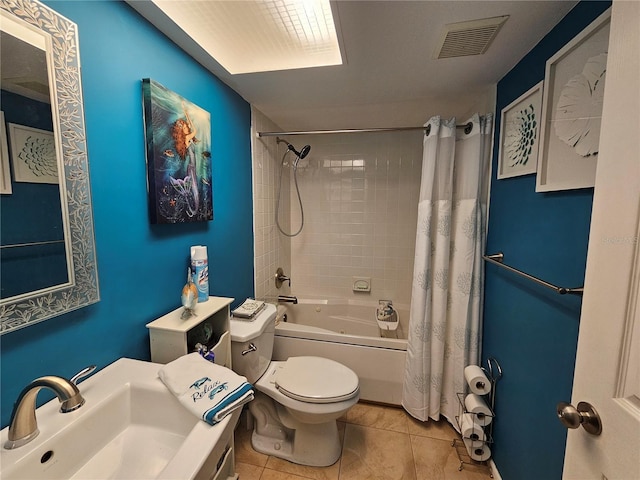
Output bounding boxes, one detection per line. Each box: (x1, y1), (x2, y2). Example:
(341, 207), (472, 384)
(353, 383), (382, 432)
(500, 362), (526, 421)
(230, 303), (359, 466)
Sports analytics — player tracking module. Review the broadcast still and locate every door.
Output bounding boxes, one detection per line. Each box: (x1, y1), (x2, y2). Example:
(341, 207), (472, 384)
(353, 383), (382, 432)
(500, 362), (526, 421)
(562, 1), (640, 478)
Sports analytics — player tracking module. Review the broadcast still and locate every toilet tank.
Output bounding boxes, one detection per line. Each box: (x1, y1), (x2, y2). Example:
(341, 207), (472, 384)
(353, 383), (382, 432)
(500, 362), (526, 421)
(229, 303), (277, 383)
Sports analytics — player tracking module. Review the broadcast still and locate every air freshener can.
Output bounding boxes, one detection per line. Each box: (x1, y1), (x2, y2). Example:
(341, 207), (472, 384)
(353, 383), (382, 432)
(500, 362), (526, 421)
(190, 245), (209, 303)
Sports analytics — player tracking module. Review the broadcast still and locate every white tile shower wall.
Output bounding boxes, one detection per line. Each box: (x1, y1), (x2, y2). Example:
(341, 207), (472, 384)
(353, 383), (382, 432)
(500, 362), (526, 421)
(288, 131), (423, 305)
(251, 108), (291, 301)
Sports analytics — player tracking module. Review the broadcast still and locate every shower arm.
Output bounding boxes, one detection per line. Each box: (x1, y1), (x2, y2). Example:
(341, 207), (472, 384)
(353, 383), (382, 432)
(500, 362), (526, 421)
(276, 137), (310, 159)
(276, 137), (295, 151)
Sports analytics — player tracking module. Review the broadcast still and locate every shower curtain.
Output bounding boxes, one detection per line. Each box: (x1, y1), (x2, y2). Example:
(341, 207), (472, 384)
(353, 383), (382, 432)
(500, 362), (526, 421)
(402, 114), (493, 427)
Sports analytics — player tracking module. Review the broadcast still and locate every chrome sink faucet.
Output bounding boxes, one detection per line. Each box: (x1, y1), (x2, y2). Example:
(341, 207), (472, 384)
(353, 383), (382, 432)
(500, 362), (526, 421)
(4, 366), (95, 450)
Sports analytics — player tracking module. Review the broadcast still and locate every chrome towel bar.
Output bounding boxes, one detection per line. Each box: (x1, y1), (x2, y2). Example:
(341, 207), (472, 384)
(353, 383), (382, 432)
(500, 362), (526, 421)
(483, 252), (584, 296)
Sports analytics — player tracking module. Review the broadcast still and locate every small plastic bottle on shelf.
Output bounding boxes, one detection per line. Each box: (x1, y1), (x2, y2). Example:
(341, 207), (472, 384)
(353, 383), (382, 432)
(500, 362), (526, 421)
(195, 343), (215, 363)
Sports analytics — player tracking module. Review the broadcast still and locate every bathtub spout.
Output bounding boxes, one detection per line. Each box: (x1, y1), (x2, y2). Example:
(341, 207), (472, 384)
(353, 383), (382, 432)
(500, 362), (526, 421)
(278, 295), (298, 304)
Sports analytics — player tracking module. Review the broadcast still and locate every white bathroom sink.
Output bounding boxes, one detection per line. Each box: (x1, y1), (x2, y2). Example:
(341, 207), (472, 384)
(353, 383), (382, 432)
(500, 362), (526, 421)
(0, 358), (240, 480)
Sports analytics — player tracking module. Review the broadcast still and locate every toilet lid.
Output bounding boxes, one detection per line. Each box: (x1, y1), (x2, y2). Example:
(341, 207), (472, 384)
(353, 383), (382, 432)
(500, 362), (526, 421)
(275, 356), (359, 404)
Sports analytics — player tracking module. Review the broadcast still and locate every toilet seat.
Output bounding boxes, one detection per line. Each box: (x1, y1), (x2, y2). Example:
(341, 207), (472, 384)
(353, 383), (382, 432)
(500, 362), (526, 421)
(275, 356), (359, 404)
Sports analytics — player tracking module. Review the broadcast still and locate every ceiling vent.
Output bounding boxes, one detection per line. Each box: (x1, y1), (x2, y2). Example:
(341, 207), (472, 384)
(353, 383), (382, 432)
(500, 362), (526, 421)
(436, 15), (509, 59)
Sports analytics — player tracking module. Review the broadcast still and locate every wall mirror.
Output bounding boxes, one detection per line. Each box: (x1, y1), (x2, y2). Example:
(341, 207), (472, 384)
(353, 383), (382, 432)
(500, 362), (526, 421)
(0, 0), (99, 334)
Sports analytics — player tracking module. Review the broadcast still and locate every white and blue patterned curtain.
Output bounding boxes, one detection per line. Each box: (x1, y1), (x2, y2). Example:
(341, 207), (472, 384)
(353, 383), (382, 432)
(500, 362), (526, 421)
(402, 114), (493, 427)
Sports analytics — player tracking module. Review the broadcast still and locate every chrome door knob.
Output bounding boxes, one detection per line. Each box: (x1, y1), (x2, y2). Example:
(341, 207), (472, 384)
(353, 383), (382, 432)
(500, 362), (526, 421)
(556, 402), (582, 428)
(556, 401), (602, 435)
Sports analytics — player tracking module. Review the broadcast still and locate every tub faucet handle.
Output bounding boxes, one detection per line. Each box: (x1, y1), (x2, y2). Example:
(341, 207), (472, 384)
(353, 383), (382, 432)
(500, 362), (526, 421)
(275, 267), (291, 288)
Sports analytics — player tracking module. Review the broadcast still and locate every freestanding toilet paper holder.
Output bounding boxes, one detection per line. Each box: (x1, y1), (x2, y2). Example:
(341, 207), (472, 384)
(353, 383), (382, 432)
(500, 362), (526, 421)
(452, 357), (502, 477)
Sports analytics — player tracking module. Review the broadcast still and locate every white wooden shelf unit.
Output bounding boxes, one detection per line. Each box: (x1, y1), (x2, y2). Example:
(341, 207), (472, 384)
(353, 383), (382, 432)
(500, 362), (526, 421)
(146, 296), (238, 480)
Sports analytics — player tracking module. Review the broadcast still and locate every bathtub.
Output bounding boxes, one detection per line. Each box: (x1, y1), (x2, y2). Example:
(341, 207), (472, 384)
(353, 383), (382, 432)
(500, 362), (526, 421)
(272, 299), (408, 405)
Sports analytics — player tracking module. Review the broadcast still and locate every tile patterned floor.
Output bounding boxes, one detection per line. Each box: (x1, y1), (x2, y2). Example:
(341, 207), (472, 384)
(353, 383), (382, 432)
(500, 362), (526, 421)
(234, 402), (493, 480)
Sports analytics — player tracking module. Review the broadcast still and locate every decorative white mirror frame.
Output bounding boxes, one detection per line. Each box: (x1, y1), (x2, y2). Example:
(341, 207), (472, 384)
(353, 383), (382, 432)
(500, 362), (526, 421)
(0, 0), (99, 334)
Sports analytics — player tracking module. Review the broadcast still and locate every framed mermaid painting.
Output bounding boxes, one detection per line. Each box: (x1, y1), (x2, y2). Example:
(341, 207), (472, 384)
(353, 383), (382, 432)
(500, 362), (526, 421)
(142, 79), (213, 223)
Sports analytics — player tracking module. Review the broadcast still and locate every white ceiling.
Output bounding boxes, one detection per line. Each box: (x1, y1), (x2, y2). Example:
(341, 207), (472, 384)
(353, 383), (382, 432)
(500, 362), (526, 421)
(0, 19), (50, 104)
(128, 1), (578, 132)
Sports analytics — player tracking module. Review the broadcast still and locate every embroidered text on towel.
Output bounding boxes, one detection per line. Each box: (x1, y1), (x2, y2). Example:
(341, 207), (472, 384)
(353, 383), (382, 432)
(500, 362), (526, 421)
(190, 377), (229, 402)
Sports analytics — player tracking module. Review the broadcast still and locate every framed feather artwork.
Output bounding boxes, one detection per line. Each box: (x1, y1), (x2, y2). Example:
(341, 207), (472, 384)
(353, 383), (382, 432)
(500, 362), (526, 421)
(0, 112), (11, 193)
(498, 81), (543, 179)
(8, 123), (58, 184)
(536, 9), (611, 192)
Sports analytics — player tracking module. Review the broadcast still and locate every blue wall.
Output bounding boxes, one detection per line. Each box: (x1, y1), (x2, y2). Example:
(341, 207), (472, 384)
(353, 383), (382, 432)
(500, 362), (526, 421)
(483, 2), (610, 479)
(0, 1), (254, 428)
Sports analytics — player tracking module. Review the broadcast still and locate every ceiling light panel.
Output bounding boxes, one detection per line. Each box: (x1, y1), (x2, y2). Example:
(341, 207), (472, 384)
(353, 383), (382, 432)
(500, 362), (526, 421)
(152, 0), (342, 74)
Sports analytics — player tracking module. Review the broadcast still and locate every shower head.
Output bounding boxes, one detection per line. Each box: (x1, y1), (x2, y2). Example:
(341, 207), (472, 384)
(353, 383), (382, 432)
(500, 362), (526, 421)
(277, 138), (311, 159)
(296, 144), (311, 159)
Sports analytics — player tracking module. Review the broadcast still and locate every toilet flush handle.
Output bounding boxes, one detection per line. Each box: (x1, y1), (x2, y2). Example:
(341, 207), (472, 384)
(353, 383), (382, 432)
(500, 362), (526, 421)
(242, 343), (257, 355)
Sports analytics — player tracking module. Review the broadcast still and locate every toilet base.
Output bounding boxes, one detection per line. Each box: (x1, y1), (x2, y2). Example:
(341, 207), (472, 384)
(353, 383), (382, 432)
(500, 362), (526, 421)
(248, 391), (343, 467)
(250, 419), (341, 467)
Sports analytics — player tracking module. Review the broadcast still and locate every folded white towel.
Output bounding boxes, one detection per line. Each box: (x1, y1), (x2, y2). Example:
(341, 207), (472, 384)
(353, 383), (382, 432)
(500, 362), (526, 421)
(158, 353), (254, 425)
(232, 299), (265, 319)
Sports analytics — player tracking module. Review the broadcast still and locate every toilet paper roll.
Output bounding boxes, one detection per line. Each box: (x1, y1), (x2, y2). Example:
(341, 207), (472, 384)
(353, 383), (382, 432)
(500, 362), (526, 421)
(464, 365), (491, 395)
(463, 437), (491, 462)
(460, 413), (486, 441)
(464, 394), (493, 426)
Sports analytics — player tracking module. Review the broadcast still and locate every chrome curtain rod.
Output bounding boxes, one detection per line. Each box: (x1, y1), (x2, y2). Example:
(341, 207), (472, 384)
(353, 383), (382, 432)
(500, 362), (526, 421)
(257, 122), (473, 137)
(483, 252), (584, 296)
